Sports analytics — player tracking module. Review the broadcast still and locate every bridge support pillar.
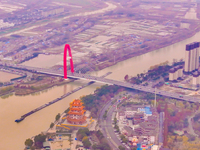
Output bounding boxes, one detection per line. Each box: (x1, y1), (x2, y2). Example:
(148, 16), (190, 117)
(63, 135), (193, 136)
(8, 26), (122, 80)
(63, 44), (74, 79)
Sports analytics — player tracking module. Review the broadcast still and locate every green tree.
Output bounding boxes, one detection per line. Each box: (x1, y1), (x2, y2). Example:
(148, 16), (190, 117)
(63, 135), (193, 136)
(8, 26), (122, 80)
(92, 143), (111, 150)
(114, 117), (117, 124)
(76, 128), (90, 141)
(120, 134), (125, 139)
(122, 137), (128, 143)
(82, 138), (91, 148)
(100, 142), (111, 150)
(82, 136), (88, 142)
(34, 133), (46, 148)
(55, 113), (61, 121)
(96, 130), (104, 140)
(64, 108), (70, 114)
(103, 113), (107, 119)
(50, 122), (54, 128)
(81, 94), (97, 110)
(92, 144), (98, 149)
(95, 85), (110, 96)
(103, 110), (108, 119)
(83, 128), (90, 136)
(25, 138), (33, 147)
(77, 133), (86, 141)
(124, 75), (129, 81)
(118, 145), (125, 150)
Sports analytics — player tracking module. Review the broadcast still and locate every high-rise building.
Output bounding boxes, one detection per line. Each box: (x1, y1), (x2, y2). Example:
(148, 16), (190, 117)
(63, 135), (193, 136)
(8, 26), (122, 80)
(184, 42), (200, 73)
(192, 71), (199, 86)
(195, 42), (200, 70)
(190, 43), (195, 71)
(169, 65), (183, 81)
(184, 44), (191, 72)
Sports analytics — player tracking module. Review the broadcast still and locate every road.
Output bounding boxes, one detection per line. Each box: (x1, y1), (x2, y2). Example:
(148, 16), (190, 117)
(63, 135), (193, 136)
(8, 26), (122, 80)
(1, 2), (117, 37)
(99, 94), (130, 150)
(187, 110), (199, 137)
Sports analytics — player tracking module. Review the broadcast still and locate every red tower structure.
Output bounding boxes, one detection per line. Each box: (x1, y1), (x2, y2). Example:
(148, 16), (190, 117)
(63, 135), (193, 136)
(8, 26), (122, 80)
(66, 99), (86, 125)
(63, 44), (74, 79)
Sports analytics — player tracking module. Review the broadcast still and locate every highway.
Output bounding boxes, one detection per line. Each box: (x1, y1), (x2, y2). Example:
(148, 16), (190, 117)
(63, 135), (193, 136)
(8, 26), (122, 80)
(99, 94), (132, 150)
(99, 98), (123, 150)
(4, 64), (200, 103)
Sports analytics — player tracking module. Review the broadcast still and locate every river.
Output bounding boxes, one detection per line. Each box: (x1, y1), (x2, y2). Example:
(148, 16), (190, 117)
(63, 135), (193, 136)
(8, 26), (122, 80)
(2, 30), (200, 150)
(0, 80), (103, 150)
(0, 71), (19, 82)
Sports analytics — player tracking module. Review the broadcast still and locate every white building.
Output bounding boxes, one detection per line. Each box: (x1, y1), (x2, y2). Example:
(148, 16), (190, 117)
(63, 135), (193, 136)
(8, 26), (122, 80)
(149, 136), (155, 144)
(125, 107), (137, 119)
(117, 112), (125, 121)
(190, 45), (195, 71)
(192, 71), (199, 86)
(0, 19), (14, 29)
(184, 45), (190, 72)
(195, 42), (200, 70)
(151, 145), (159, 150)
(184, 42), (200, 73)
(169, 65), (183, 81)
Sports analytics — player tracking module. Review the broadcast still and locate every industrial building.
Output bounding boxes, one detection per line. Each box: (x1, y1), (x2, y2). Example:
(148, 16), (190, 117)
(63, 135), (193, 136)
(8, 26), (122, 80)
(184, 42), (200, 73)
(169, 65), (183, 81)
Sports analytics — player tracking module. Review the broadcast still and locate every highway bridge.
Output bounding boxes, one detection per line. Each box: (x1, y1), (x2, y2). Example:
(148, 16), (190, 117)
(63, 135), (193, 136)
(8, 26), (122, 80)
(4, 64), (200, 103)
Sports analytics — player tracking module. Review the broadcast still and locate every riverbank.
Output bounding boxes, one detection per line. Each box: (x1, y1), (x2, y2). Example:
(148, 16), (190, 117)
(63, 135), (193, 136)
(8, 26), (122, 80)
(0, 86), (14, 97)
(0, 75), (76, 97)
(96, 27), (200, 71)
(15, 78), (75, 96)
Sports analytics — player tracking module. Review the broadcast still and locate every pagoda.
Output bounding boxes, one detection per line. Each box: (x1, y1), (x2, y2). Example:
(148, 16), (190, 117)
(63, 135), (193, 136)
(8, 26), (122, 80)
(66, 99), (86, 125)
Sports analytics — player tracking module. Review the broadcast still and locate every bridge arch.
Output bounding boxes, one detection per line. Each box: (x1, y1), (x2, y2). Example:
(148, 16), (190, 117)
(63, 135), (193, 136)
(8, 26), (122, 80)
(63, 44), (74, 79)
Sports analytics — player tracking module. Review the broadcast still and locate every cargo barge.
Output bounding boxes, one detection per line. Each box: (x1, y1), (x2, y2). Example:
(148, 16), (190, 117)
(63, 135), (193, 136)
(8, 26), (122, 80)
(15, 72), (111, 123)
(14, 81), (94, 123)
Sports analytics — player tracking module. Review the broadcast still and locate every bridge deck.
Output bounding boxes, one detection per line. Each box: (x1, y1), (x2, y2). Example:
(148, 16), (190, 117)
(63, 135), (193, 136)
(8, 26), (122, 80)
(4, 64), (200, 103)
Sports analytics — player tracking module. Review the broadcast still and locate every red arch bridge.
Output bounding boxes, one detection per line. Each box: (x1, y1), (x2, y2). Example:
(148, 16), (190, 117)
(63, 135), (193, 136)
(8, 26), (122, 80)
(2, 44), (200, 103)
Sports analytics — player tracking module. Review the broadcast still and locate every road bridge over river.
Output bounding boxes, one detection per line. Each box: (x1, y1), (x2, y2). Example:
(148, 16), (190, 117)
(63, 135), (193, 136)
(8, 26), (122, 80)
(4, 64), (200, 103)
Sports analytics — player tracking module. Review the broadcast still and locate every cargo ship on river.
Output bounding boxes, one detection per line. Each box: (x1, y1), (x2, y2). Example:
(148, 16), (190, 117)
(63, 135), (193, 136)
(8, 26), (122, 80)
(14, 81), (95, 123)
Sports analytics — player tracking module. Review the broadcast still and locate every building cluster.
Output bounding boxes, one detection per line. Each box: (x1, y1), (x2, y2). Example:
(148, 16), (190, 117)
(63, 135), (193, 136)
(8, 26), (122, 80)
(0, 19), (14, 29)
(3, 6), (65, 27)
(184, 42), (200, 73)
(55, 99), (95, 132)
(0, 17), (91, 64)
(41, 7), (64, 17)
(116, 106), (161, 150)
(169, 65), (183, 81)
(169, 42), (200, 87)
(40, 99), (96, 150)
